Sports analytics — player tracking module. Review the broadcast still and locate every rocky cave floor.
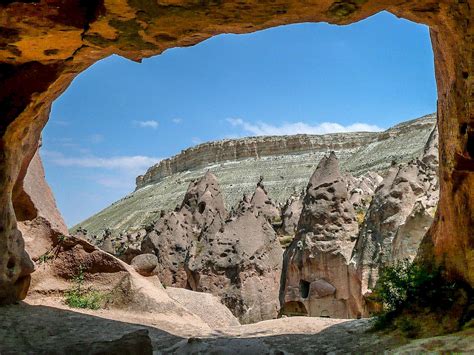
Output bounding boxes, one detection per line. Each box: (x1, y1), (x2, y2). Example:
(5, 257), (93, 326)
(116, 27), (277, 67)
(1, 297), (473, 354)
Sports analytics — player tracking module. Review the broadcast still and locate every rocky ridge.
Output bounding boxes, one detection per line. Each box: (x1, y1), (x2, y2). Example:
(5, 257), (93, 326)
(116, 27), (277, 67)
(73, 114), (436, 237)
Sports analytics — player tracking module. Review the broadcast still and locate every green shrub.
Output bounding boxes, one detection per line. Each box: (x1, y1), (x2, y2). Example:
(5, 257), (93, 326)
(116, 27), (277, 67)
(372, 260), (452, 313)
(370, 259), (463, 335)
(64, 264), (105, 310)
(65, 288), (103, 310)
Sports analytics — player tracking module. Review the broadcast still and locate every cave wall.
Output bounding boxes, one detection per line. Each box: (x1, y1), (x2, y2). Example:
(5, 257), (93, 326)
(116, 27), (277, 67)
(0, 0), (472, 303)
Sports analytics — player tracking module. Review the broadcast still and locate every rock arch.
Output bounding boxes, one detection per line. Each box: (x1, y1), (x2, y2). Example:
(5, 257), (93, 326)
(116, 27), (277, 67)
(0, 0), (472, 303)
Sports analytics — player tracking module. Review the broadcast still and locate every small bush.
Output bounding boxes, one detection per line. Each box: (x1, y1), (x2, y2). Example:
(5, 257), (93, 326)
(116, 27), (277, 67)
(38, 252), (54, 264)
(64, 264), (105, 310)
(65, 288), (103, 310)
(370, 259), (467, 336)
(279, 235), (295, 248)
(372, 260), (448, 313)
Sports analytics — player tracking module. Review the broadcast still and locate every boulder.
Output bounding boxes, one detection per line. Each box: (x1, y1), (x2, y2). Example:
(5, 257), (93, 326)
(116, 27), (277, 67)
(166, 287), (240, 328)
(131, 254), (159, 277)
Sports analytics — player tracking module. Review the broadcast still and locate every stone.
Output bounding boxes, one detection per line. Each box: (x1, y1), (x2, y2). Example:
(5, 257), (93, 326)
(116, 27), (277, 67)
(280, 191), (304, 236)
(77, 115), (436, 237)
(139, 174), (283, 323)
(186, 205), (283, 324)
(249, 178), (281, 222)
(141, 172), (226, 288)
(16, 148), (68, 236)
(166, 287), (240, 328)
(68, 330), (153, 355)
(131, 253), (159, 277)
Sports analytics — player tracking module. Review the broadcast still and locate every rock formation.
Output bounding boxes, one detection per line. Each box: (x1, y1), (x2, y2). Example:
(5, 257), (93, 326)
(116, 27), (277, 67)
(280, 152), (363, 318)
(279, 190), (304, 236)
(140, 171), (226, 288)
(135, 172), (283, 323)
(351, 126), (439, 297)
(186, 200), (283, 324)
(0, 0), (471, 310)
(76, 115), (436, 237)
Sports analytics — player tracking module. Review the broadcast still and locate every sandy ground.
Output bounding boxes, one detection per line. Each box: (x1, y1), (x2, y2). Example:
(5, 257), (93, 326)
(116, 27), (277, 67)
(1, 297), (473, 354)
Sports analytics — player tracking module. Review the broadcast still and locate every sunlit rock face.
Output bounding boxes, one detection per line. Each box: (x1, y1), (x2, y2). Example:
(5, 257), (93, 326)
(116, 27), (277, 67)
(141, 171), (226, 288)
(138, 172), (283, 323)
(351, 126), (439, 296)
(280, 153), (364, 318)
(187, 204), (283, 324)
(0, 0), (471, 305)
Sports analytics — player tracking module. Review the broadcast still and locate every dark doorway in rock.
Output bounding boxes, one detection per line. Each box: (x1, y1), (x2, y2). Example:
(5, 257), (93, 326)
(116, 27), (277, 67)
(280, 301), (308, 317)
(299, 279), (310, 299)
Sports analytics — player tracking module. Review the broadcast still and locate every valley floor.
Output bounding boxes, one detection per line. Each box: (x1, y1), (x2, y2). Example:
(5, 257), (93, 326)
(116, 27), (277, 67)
(1, 297), (473, 354)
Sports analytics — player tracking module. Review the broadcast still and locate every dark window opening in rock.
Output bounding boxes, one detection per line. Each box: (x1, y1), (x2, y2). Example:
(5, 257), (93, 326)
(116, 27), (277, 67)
(300, 279), (310, 299)
(6, 257), (15, 270)
(280, 301), (308, 317)
(466, 132), (474, 159)
(198, 201), (206, 214)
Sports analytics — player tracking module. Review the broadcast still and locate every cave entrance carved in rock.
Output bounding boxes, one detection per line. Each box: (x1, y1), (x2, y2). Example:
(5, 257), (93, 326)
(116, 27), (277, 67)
(0, 0), (472, 306)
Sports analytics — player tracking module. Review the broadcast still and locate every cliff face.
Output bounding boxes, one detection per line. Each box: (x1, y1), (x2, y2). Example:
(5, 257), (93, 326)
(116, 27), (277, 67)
(74, 114), (435, 237)
(137, 115), (436, 189)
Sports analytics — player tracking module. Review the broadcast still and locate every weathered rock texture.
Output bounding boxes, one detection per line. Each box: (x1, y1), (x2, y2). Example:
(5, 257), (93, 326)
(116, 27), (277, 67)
(166, 287), (240, 329)
(137, 173), (283, 323)
(75, 115), (435, 237)
(0, 0), (472, 306)
(280, 153), (363, 318)
(186, 201), (283, 324)
(352, 126), (440, 297)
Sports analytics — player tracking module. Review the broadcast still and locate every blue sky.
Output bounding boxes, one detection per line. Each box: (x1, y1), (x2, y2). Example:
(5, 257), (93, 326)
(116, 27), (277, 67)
(42, 11), (437, 227)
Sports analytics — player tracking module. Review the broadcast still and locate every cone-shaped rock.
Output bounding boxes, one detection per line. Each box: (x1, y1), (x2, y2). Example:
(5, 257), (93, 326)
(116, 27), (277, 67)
(186, 197), (283, 324)
(250, 178), (280, 222)
(280, 152), (362, 319)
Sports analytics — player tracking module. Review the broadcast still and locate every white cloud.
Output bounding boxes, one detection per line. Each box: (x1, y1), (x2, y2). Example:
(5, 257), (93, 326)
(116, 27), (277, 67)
(42, 150), (160, 173)
(172, 118), (183, 124)
(226, 118), (383, 136)
(191, 137), (202, 145)
(52, 119), (70, 126)
(88, 133), (104, 144)
(134, 120), (159, 129)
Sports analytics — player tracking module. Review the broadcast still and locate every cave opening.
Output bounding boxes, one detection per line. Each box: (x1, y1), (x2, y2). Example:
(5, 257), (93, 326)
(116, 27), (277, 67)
(20, 9), (439, 324)
(1, 0), (474, 352)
